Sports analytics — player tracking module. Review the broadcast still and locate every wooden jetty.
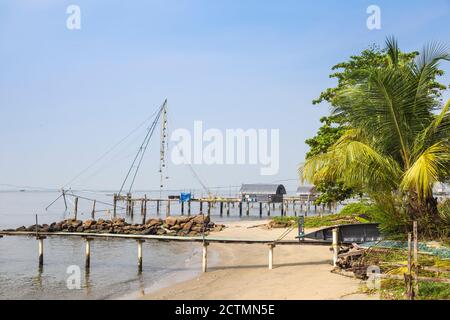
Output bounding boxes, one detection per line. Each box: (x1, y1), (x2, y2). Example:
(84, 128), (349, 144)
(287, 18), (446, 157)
(103, 193), (335, 220)
(0, 230), (341, 273)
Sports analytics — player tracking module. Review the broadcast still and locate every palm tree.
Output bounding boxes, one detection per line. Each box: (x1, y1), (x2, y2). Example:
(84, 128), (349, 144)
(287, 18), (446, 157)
(301, 38), (450, 237)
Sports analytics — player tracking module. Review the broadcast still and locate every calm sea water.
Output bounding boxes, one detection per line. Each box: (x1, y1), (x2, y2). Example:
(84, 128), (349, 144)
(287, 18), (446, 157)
(0, 190), (277, 300)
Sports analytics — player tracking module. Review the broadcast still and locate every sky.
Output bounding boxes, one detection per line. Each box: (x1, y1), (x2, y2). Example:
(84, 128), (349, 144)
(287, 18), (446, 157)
(1, 0), (450, 193)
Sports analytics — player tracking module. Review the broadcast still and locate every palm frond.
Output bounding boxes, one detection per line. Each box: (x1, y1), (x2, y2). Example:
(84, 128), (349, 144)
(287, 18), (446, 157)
(401, 142), (450, 198)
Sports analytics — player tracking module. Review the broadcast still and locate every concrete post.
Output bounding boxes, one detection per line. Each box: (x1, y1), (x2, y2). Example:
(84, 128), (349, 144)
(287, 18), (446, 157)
(268, 243), (275, 270)
(202, 242), (209, 273)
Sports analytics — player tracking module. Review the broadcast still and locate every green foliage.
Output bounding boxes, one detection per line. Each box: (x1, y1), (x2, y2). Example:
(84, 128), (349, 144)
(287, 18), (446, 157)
(305, 116), (346, 159)
(271, 202), (378, 228)
(438, 198), (450, 224)
(304, 117), (355, 205)
(337, 202), (377, 216)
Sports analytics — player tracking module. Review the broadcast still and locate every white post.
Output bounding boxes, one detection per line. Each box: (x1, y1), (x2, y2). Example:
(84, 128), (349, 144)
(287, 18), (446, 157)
(332, 228), (339, 267)
(85, 238), (92, 269)
(268, 244), (275, 270)
(202, 242), (209, 273)
(137, 240), (144, 272)
(37, 236), (46, 266)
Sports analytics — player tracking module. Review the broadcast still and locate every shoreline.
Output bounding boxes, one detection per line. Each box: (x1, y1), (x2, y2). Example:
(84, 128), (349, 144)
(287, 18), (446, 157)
(118, 242), (222, 300)
(142, 220), (377, 300)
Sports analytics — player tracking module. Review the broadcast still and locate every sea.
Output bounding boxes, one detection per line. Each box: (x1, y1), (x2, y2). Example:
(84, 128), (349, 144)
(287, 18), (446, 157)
(0, 189), (296, 300)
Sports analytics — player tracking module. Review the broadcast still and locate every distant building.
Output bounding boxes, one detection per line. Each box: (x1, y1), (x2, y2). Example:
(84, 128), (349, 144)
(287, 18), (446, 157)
(240, 184), (286, 203)
(434, 183), (450, 201)
(296, 185), (319, 201)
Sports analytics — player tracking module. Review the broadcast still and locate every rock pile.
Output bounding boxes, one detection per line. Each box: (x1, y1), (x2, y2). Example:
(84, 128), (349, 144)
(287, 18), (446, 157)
(10, 214), (225, 237)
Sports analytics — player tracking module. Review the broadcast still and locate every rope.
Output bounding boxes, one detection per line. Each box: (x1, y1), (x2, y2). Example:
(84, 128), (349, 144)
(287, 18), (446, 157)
(118, 101), (165, 196)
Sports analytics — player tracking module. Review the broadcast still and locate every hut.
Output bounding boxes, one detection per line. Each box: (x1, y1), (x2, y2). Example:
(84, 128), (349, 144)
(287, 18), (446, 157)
(240, 184), (286, 203)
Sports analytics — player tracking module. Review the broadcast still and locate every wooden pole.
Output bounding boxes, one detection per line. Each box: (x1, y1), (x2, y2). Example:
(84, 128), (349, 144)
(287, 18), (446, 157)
(220, 202), (223, 216)
(142, 195), (147, 224)
(207, 201), (211, 216)
(181, 201), (185, 216)
(166, 200), (171, 217)
(202, 242), (209, 273)
(130, 200), (134, 219)
(62, 189), (68, 211)
(239, 201), (242, 216)
(268, 243), (275, 270)
(267, 202), (271, 216)
(246, 201), (250, 216)
(259, 202), (263, 217)
(91, 200), (96, 220)
(74, 197), (79, 220)
(137, 240), (145, 272)
(157, 200), (160, 215)
(332, 228), (339, 267)
(200, 201), (203, 214)
(188, 200), (191, 216)
(406, 232), (414, 300)
(113, 194), (117, 218)
(226, 202), (230, 216)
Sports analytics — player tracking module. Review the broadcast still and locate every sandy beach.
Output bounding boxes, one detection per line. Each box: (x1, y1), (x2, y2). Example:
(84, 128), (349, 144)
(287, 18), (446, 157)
(143, 220), (376, 300)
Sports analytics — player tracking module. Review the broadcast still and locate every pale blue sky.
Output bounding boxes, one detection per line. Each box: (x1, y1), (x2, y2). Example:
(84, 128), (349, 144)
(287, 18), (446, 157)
(1, 0), (449, 192)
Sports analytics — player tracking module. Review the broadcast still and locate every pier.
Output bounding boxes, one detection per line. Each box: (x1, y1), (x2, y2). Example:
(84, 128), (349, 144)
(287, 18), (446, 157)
(0, 230), (340, 273)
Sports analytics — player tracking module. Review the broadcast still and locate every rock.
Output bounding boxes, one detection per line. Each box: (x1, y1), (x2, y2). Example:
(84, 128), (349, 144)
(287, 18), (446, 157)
(146, 218), (162, 227)
(192, 214), (209, 225)
(170, 225), (182, 231)
(16, 226), (26, 231)
(165, 216), (178, 227)
(76, 226), (84, 232)
(112, 217), (125, 224)
(156, 228), (166, 235)
(71, 220), (82, 228)
(83, 220), (96, 228)
(191, 225), (204, 232)
(140, 228), (157, 235)
(213, 225), (224, 232)
(182, 221), (193, 231)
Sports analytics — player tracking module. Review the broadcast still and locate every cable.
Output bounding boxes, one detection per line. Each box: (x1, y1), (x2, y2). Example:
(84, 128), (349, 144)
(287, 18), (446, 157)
(61, 108), (160, 189)
(118, 101), (166, 196)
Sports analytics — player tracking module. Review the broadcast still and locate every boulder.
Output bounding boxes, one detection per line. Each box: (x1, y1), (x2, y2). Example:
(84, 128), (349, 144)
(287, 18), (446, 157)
(83, 220), (96, 228)
(182, 220), (193, 231)
(192, 214), (209, 225)
(165, 216), (178, 227)
(170, 225), (182, 231)
(112, 217), (125, 224)
(71, 220), (82, 228)
(146, 218), (162, 227)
